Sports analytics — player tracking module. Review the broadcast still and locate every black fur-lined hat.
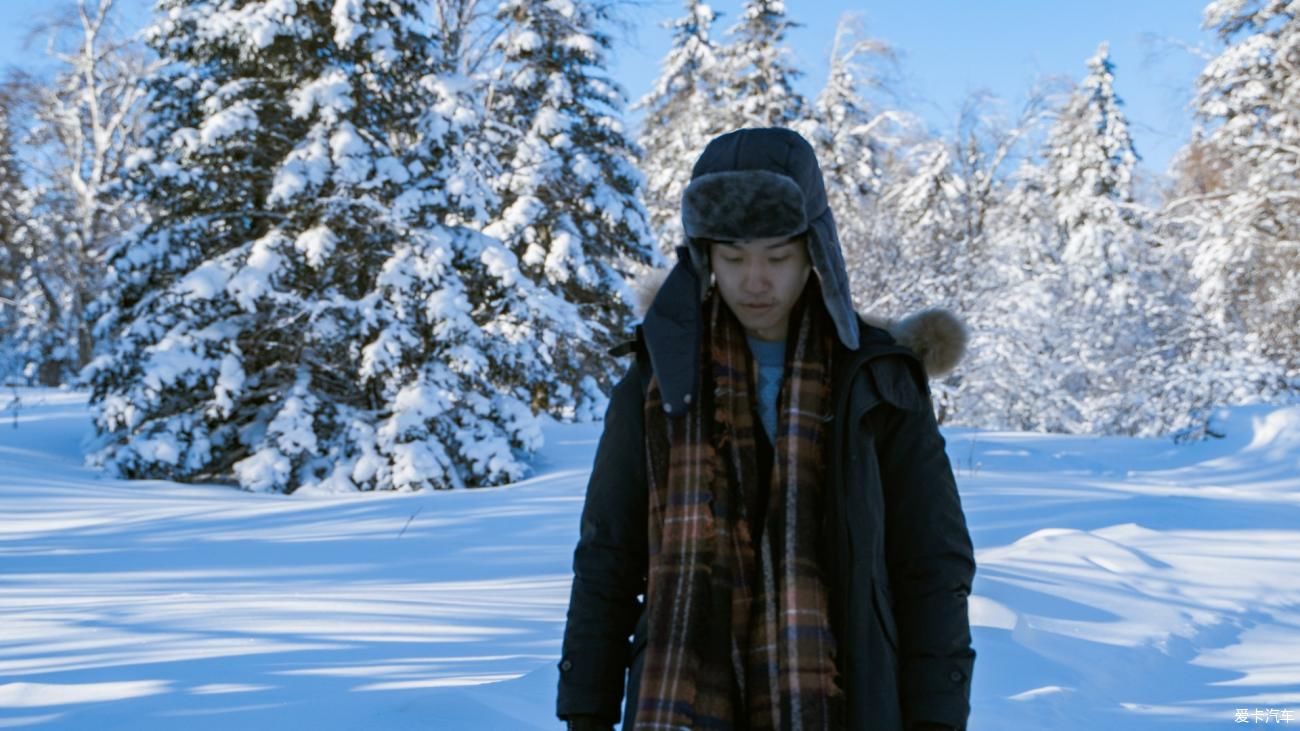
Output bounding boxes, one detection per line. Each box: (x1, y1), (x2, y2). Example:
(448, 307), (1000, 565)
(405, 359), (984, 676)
(679, 127), (860, 351)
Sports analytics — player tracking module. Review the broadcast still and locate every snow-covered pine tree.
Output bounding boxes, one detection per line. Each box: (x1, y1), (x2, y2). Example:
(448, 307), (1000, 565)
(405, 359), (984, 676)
(1037, 42), (1180, 434)
(797, 14), (902, 309)
(880, 87), (1053, 424)
(885, 85), (1054, 324)
(954, 158), (1074, 433)
(1032, 41), (1270, 437)
(87, 0), (578, 492)
(485, 0), (660, 416)
(1045, 43), (1141, 278)
(877, 139), (949, 299)
(1038, 43), (1140, 429)
(715, 0), (807, 129)
(804, 17), (889, 198)
(1169, 0), (1300, 375)
(635, 0), (725, 257)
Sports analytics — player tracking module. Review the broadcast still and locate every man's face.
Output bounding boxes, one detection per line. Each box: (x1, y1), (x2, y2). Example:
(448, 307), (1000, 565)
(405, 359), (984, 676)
(710, 234), (812, 342)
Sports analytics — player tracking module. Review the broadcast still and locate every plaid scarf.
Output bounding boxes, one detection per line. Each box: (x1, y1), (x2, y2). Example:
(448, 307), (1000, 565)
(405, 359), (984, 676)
(636, 278), (844, 730)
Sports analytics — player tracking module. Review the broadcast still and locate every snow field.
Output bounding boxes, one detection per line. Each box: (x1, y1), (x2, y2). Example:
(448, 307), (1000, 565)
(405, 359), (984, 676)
(1, 389), (1298, 729)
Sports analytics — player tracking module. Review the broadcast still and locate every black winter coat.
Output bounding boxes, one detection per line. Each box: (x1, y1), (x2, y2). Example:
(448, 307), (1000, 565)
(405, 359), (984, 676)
(556, 316), (977, 731)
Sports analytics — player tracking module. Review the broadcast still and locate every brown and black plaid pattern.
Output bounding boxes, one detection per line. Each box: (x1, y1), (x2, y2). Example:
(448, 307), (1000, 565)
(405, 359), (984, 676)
(636, 280), (844, 730)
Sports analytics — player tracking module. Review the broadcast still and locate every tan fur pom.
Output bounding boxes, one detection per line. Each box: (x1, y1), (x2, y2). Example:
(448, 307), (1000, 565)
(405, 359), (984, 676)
(887, 308), (968, 377)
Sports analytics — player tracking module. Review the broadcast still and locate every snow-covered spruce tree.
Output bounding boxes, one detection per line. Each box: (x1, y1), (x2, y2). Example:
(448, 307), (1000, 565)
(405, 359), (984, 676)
(1167, 0), (1300, 375)
(1037, 42), (1158, 433)
(87, 0), (580, 492)
(715, 0), (807, 129)
(1044, 44), (1141, 280)
(485, 0), (660, 417)
(635, 0), (725, 256)
(953, 158), (1075, 433)
(1029, 42), (1267, 437)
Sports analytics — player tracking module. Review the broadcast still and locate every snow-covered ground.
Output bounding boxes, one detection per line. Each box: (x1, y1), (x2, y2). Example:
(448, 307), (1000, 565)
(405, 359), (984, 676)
(1, 388), (1297, 730)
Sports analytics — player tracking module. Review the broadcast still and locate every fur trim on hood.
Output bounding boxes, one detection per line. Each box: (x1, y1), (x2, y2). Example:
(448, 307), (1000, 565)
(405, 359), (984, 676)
(631, 267), (967, 379)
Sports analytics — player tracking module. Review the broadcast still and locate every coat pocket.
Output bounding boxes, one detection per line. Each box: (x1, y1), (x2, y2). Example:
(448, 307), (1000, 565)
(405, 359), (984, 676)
(871, 579), (899, 653)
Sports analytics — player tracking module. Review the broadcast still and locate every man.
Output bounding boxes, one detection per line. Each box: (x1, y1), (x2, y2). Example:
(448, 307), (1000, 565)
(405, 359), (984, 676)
(556, 127), (976, 731)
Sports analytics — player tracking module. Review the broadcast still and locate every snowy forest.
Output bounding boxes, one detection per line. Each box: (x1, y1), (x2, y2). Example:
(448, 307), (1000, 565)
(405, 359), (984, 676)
(0, 0), (1297, 493)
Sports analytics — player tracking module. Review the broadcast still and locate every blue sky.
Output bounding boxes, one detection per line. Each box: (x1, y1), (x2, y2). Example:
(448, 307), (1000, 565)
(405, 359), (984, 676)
(0, 0), (1216, 173)
(611, 0), (1216, 174)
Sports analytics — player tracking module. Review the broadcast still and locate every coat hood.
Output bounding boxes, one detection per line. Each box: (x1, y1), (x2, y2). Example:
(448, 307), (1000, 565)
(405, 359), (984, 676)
(633, 262), (967, 415)
(680, 127), (860, 352)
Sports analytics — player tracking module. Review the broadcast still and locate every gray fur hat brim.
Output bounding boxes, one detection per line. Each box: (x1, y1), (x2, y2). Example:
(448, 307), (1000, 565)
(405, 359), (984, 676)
(681, 170), (808, 242)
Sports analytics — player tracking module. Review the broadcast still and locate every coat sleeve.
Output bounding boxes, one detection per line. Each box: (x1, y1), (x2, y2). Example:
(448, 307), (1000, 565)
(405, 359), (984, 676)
(555, 361), (649, 724)
(869, 356), (977, 731)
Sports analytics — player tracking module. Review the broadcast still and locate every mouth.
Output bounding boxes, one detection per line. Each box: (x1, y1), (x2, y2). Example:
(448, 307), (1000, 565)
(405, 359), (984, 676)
(742, 303), (774, 312)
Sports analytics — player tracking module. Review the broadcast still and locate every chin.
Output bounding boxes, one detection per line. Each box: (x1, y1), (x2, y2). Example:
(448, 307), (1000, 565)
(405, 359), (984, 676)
(742, 317), (784, 339)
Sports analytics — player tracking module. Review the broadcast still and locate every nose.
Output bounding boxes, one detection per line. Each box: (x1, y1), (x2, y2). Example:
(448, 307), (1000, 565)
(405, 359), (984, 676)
(741, 259), (771, 294)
